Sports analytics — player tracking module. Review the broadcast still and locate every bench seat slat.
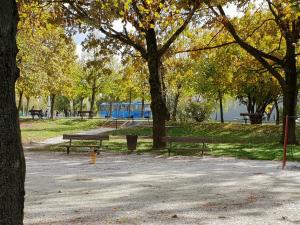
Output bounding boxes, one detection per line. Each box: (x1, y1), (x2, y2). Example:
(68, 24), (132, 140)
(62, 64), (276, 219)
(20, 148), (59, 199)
(162, 136), (213, 143)
(62, 145), (102, 148)
(63, 134), (109, 140)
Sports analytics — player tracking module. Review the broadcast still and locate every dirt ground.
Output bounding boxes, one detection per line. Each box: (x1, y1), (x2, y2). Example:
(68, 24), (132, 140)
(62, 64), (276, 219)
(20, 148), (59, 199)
(24, 152), (300, 225)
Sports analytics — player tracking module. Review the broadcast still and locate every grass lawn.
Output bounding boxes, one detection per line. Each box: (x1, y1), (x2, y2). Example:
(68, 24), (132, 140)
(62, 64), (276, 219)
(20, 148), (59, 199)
(21, 118), (105, 144)
(25, 120), (300, 162)
(107, 122), (300, 161)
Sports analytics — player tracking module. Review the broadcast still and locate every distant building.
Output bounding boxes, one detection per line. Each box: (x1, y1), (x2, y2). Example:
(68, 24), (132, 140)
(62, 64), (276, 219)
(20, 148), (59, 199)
(212, 98), (279, 122)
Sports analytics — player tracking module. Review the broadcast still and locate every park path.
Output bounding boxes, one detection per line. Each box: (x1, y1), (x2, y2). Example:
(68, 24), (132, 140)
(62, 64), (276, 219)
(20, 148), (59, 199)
(23, 127), (115, 150)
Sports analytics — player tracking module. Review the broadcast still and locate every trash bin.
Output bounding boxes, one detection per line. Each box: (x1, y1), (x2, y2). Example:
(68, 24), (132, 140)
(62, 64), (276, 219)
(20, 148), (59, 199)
(126, 135), (138, 151)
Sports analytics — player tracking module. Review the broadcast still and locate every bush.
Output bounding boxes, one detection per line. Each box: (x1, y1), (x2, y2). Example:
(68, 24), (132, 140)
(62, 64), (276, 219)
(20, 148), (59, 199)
(185, 102), (214, 122)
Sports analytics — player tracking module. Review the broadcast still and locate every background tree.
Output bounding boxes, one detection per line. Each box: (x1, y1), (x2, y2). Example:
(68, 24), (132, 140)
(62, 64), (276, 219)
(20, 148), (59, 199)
(205, 0), (300, 143)
(42, 27), (77, 118)
(51, 0), (201, 148)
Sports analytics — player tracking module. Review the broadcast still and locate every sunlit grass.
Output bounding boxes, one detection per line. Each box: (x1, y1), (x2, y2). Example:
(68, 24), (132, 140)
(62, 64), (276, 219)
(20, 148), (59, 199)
(21, 118), (105, 144)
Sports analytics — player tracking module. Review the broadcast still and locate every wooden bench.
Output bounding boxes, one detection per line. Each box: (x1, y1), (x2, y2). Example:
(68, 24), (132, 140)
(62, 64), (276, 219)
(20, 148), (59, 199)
(62, 134), (109, 154)
(29, 109), (43, 119)
(162, 136), (212, 156)
(77, 111), (96, 119)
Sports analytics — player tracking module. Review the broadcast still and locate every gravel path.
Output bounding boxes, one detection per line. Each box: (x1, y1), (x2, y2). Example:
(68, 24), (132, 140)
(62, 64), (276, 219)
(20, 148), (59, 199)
(24, 152), (300, 225)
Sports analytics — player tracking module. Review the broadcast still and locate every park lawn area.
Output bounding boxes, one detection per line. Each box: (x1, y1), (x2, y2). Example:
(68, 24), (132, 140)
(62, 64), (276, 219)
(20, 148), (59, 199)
(28, 122), (300, 161)
(21, 118), (105, 144)
(107, 122), (300, 161)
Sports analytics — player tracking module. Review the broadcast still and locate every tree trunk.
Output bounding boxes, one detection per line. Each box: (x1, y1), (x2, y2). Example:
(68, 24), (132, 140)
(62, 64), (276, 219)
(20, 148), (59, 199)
(79, 97), (84, 112)
(89, 87), (96, 119)
(218, 90), (224, 123)
(282, 66), (298, 144)
(17, 90), (23, 113)
(128, 88), (132, 118)
(171, 93), (180, 121)
(25, 96), (30, 116)
(50, 94), (55, 119)
(0, 1), (26, 224)
(109, 101), (112, 117)
(274, 99), (280, 125)
(146, 29), (169, 149)
(141, 95), (145, 118)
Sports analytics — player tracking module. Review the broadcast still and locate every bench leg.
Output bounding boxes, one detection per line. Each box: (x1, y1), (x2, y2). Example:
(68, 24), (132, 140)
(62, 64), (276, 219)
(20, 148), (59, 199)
(67, 139), (72, 155)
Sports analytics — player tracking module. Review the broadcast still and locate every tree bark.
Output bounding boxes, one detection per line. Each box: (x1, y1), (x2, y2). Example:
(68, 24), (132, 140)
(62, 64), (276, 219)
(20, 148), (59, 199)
(25, 96), (30, 116)
(109, 101), (112, 117)
(128, 88), (132, 118)
(17, 90), (23, 113)
(0, 1), (26, 224)
(89, 84), (96, 119)
(141, 95), (145, 118)
(274, 99), (280, 125)
(171, 93), (180, 121)
(146, 29), (169, 149)
(50, 94), (55, 119)
(79, 97), (84, 112)
(282, 64), (298, 144)
(218, 90), (224, 123)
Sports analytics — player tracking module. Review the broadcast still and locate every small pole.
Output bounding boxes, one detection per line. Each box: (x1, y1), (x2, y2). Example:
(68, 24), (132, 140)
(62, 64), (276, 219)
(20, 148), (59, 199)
(282, 115), (289, 169)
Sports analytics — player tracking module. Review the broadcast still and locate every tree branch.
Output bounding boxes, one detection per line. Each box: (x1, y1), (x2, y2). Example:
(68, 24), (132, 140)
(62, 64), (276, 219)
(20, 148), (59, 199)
(158, 2), (199, 57)
(174, 41), (236, 54)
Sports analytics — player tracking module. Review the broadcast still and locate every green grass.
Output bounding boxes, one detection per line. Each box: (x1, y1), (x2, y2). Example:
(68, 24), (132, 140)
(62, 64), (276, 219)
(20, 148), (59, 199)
(108, 122), (300, 161)
(25, 121), (300, 162)
(21, 118), (105, 144)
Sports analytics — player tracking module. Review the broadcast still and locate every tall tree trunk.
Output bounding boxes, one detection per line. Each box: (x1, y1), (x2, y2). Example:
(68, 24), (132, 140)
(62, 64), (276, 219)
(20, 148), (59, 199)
(17, 90), (23, 113)
(128, 88), (132, 118)
(146, 30), (169, 149)
(50, 94), (55, 119)
(282, 63), (298, 144)
(171, 93), (180, 121)
(89, 84), (96, 119)
(0, 1), (26, 224)
(218, 90), (224, 123)
(79, 97), (84, 112)
(274, 99), (280, 125)
(141, 94), (145, 118)
(109, 101), (112, 117)
(25, 96), (30, 116)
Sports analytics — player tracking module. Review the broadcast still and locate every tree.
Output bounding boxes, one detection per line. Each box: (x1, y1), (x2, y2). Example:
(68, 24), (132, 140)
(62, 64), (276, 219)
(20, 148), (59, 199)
(42, 27), (77, 118)
(164, 56), (195, 121)
(231, 51), (281, 123)
(190, 45), (233, 123)
(121, 56), (150, 118)
(16, 1), (50, 112)
(205, 1), (300, 143)
(51, 0), (201, 148)
(0, 1), (26, 224)
(85, 54), (112, 118)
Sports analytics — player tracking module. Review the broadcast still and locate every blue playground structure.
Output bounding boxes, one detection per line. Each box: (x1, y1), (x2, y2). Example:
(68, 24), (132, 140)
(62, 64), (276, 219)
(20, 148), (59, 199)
(99, 102), (152, 119)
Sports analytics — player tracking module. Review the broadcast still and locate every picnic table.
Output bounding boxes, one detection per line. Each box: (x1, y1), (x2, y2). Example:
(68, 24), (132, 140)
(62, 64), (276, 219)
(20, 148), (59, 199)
(240, 113), (264, 124)
(29, 109), (43, 119)
(77, 111), (96, 119)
